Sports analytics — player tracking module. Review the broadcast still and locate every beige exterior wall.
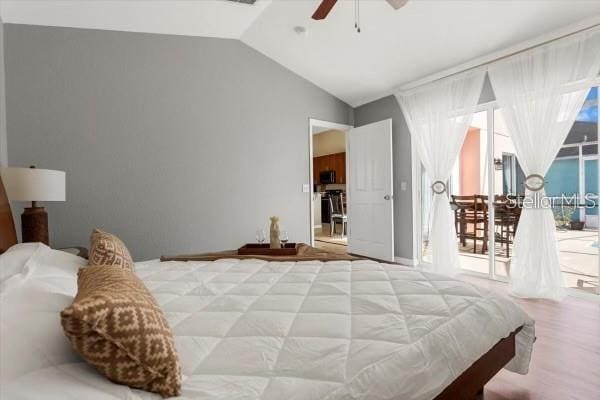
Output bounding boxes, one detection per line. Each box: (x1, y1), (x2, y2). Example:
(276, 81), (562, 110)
(459, 127), (481, 195)
(456, 111), (518, 196)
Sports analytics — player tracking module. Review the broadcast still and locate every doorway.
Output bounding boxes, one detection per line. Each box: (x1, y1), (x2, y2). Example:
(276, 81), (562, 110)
(309, 118), (395, 262)
(308, 119), (352, 254)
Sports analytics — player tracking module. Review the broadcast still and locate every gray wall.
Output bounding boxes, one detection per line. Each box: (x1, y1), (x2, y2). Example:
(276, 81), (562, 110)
(0, 18), (7, 167)
(5, 24), (352, 260)
(353, 95), (414, 261)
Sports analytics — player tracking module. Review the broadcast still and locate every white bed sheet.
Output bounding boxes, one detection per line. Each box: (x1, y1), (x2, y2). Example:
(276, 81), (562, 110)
(0, 245), (535, 400)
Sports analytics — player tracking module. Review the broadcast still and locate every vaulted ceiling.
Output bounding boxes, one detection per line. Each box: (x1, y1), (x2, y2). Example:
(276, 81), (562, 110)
(0, 0), (273, 39)
(2, 0), (599, 106)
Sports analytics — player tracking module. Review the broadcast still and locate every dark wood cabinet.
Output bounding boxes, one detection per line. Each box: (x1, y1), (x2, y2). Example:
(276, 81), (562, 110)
(334, 153), (346, 184)
(313, 156), (322, 184)
(313, 152), (346, 184)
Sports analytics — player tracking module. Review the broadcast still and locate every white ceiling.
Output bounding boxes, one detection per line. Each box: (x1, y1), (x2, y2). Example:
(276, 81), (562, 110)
(242, 0), (600, 106)
(312, 126), (334, 135)
(0, 0), (272, 39)
(2, 0), (600, 106)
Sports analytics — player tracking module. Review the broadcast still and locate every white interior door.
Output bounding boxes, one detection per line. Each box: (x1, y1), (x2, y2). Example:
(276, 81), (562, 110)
(347, 119), (394, 261)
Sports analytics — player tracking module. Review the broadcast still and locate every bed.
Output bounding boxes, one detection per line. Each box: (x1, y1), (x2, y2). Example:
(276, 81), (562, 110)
(0, 180), (535, 400)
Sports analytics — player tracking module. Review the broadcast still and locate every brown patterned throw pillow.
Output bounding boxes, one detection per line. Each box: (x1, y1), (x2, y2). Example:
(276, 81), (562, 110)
(89, 229), (135, 271)
(61, 266), (181, 397)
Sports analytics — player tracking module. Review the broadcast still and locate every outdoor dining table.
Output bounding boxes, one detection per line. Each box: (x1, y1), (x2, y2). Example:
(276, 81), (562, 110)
(451, 195), (522, 257)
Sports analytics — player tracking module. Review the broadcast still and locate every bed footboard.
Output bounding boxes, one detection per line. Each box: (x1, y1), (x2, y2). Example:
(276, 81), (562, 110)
(434, 327), (522, 400)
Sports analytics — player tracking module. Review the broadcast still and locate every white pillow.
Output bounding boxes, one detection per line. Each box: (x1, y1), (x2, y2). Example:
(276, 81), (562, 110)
(0, 286), (78, 380)
(0, 243), (86, 296)
(0, 245), (150, 400)
(0, 243), (45, 286)
(0, 244), (85, 384)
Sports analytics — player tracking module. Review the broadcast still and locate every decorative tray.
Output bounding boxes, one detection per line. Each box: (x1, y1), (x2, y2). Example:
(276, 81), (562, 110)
(238, 243), (299, 256)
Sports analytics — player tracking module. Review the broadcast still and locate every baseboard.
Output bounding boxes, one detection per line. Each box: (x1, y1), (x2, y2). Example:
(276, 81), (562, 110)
(394, 256), (418, 266)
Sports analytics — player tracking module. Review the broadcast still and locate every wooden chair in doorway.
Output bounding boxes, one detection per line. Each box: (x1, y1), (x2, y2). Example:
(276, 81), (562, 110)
(329, 194), (347, 238)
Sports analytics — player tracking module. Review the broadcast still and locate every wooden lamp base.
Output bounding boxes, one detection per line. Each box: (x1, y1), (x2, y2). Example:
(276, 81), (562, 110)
(21, 206), (49, 245)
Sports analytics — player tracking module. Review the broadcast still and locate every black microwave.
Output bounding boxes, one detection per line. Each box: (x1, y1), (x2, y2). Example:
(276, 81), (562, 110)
(320, 170), (336, 184)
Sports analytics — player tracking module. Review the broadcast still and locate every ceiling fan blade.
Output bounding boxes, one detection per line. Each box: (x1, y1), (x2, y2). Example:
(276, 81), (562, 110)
(386, 0), (409, 10)
(312, 0), (338, 20)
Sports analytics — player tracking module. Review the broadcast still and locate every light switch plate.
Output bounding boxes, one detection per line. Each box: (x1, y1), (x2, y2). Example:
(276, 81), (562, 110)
(302, 184), (310, 193)
(400, 181), (407, 191)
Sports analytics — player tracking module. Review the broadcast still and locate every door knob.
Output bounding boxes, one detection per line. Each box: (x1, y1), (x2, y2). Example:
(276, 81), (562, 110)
(384, 195), (392, 200)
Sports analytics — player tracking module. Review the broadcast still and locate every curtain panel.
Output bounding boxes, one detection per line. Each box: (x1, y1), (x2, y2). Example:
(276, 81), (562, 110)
(488, 28), (600, 300)
(396, 69), (486, 276)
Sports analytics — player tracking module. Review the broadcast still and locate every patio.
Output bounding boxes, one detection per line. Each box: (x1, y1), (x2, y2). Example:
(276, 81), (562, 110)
(457, 229), (599, 294)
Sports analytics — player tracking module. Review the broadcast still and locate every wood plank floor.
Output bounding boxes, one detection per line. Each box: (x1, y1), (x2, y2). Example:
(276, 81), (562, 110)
(463, 276), (600, 400)
(314, 239), (348, 255)
(314, 226), (348, 255)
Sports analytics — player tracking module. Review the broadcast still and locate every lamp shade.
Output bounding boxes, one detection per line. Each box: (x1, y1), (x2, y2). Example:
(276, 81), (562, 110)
(0, 167), (66, 202)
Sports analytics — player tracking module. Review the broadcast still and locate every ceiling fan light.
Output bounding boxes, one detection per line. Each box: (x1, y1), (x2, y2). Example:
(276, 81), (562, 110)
(293, 26), (307, 35)
(386, 0), (409, 10)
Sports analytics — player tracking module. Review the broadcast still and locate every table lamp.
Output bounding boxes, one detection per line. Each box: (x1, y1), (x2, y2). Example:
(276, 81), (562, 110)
(0, 166), (66, 245)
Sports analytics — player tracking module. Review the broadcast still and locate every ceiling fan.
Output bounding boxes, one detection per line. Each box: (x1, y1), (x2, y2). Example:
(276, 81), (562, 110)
(312, 0), (408, 20)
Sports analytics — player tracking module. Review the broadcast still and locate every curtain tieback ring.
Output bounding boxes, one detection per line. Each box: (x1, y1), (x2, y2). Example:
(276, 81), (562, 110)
(431, 181), (447, 194)
(524, 174), (545, 192)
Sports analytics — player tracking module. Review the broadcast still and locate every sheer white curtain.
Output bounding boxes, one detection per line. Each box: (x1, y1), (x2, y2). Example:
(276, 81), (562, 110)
(488, 29), (600, 300)
(396, 69), (486, 276)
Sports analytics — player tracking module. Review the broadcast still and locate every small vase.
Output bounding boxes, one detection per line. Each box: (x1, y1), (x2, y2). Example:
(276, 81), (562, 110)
(270, 216), (281, 249)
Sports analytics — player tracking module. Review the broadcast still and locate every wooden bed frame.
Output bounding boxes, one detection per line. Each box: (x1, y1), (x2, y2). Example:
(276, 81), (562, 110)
(0, 175), (18, 253)
(435, 327), (521, 399)
(0, 177), (520, 399)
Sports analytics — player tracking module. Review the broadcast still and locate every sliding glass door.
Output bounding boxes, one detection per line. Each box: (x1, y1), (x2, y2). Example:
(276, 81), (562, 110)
(491, 108), (520, 280)
(449, 110), (493, 275)
(415, 87), (599, 294)
(553, 87), (599, 293)
(417, 109), (494, 277)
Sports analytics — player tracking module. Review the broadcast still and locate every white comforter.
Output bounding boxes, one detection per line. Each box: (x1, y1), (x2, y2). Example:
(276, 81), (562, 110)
(0, 244), (535, 400)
